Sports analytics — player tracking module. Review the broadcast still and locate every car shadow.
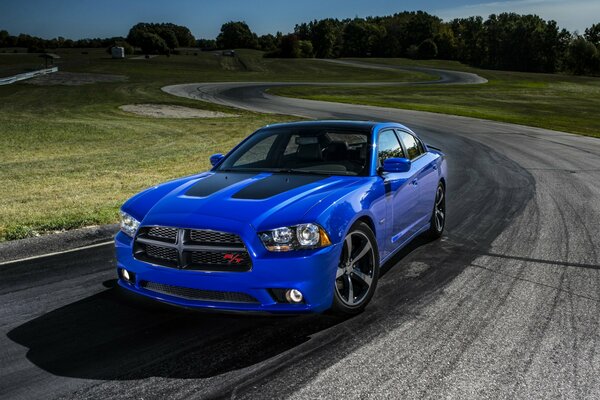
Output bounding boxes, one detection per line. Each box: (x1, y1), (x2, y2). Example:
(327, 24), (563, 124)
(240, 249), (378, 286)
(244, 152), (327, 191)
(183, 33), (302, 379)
(7, 279), (348, 380)
(5, 232), (445, 382)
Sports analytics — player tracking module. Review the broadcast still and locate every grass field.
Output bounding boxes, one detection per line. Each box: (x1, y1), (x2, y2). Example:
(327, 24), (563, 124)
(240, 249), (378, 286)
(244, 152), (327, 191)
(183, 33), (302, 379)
(271, 58), (600, 138)
(0, 49), (427, 241)
(2, 50), (598, 241)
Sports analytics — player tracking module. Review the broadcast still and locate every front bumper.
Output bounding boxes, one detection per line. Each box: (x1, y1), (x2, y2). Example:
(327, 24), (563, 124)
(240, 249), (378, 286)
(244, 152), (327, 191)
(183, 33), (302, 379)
(115, 231), (342, 314)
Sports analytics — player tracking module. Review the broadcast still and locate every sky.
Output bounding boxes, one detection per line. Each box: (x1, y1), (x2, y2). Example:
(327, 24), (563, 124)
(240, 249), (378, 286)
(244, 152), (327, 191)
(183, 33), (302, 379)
(0, 0), (597, 40)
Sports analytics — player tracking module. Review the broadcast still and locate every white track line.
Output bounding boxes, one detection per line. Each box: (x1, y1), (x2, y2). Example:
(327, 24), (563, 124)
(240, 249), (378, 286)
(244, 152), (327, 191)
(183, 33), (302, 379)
(0, 241), (113, 266)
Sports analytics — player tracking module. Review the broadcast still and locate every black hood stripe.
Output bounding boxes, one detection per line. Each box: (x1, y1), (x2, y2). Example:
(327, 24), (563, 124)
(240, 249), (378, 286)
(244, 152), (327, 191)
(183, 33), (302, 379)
(186, 172), (256, 197)
(232, 174), (326, 200)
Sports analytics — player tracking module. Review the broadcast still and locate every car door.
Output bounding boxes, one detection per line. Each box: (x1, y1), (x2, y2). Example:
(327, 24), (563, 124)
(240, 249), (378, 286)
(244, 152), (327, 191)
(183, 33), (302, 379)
(396, 130), (438, 230)
(376, 129), (420, 256)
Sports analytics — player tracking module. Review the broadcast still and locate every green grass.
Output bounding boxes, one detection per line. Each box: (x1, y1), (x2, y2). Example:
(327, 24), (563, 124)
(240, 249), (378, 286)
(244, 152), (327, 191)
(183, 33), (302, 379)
(7, 48), (429, 83)
(2, 50), (598, 241)
(271, 58), (600, 138)
(0, 53), (47, 76)
(0, 49), (426, 241)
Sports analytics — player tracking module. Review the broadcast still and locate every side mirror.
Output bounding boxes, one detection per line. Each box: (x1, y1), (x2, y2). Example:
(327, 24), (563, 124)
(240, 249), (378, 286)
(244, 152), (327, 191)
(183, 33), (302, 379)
(209, 153), (224, 167)
(382, 157), (411, 173)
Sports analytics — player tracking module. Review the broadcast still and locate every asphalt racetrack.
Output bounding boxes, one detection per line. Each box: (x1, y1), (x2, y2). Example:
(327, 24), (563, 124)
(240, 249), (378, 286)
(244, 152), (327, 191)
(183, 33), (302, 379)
(2, 62), (600, 399)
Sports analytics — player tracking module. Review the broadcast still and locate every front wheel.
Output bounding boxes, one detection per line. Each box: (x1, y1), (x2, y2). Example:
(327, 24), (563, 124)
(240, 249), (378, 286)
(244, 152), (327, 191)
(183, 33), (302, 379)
(425, 182), (446, 240)
(330, 221), (379, 315)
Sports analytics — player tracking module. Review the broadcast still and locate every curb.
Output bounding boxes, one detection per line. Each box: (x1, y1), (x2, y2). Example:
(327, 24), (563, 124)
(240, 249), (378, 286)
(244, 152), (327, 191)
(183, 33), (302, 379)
(0, 224), (118, 264)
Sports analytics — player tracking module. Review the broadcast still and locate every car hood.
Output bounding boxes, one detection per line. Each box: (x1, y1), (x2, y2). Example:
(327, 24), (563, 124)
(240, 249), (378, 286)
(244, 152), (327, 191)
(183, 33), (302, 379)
(137, 171), (360, 231)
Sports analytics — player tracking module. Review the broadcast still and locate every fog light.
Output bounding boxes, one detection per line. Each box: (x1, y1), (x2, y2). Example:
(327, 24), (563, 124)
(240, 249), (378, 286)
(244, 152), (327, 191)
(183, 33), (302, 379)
(120, 268), (135, 283)
(285, 289), (303, 303)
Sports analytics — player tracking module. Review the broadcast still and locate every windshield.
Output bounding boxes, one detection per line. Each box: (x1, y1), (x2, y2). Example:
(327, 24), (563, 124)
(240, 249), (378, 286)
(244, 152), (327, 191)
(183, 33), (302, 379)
(217, 127), (371, 176)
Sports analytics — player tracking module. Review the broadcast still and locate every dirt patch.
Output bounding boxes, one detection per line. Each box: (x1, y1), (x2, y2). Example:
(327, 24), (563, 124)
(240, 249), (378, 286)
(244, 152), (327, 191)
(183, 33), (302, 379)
(119, 104), (237, 118)
(24, 71), (127, 86)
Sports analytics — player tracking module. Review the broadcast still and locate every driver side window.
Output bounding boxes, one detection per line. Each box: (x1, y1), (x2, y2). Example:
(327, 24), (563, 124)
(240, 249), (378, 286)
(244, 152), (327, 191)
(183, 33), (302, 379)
(377, 130), (405, 166)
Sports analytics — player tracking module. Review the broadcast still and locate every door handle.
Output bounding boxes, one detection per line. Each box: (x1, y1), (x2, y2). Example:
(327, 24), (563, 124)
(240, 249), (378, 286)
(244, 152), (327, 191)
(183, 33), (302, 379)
(433, 164), (438, 170)
(411, 178), (418, 186)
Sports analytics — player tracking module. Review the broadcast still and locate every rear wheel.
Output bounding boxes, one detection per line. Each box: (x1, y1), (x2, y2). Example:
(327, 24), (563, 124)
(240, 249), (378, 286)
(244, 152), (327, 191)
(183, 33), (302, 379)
(330, 222), (379, 315)
(426, 182), (446, 240)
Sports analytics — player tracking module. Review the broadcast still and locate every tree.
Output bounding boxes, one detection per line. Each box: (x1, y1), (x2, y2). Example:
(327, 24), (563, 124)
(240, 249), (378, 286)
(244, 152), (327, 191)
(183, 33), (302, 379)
(434, 24), (457, 59)
(585, 23), (600, 46)
(311, 19), (341, 58)
(138, 32), (169, 55)
(404, 11), (442, 49)
(539, 20), (564, 73)
(451, 16), (485, 65)
(406, 45), (419, 59)
(161, 30), (179, 49)
(127, 23), (195, 50)
(298, 40), (314, 57)
(279, 34), (301, 58)
(341, 19), (385, 57)
(169, 24), (196, 47)
(479, 13), (562, 72)
(417, 39), (438, 59)
(556, 28), (573, 70)
(294, 23), (311, 40)
(564, 36), (599, 75)
(216, 21), (258, 49)
(0, 30), (9, 46)
(197, 39), (217, 50)
(258, 34), (277, 52)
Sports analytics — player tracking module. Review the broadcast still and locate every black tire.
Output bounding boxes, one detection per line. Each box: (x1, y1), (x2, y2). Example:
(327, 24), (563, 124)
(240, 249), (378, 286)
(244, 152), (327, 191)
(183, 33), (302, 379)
(330, 221), (380, 315)
(425, 182), (446, 240)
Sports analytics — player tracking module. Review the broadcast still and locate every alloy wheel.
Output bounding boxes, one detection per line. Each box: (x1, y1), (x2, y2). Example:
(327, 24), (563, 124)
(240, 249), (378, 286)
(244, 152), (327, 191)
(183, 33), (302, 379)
(335, 230), (376, 307)
(434, 185), (445, 232)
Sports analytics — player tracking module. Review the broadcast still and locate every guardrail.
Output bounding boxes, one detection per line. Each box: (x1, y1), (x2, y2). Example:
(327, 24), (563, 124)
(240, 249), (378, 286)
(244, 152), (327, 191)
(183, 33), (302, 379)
(0, 67), (58, 85)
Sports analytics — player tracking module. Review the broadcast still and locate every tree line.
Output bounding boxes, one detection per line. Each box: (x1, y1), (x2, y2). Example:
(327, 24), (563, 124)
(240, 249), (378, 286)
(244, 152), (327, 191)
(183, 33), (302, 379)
(1, 12), (598, 75)
(0, 30), (125, 51)
(0, 22), (196, 55)
(209, 13), (599, 75)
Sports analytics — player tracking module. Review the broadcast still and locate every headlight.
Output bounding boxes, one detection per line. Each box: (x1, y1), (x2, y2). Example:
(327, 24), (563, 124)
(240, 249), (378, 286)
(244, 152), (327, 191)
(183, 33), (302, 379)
(259, 223), (331, 252)
(119, 210), (140, 237)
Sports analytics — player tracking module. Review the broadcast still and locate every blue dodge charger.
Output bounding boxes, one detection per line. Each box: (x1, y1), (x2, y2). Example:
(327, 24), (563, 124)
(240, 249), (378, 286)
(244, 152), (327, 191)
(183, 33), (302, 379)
(115, 120), (447, 314)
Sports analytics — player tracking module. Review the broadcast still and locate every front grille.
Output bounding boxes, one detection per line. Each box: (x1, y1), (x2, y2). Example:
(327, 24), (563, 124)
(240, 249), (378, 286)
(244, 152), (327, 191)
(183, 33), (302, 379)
(191, 250), (251, 266)
(189, 229), (242, 245)
(133, 226), (251, 272)
(146, 245), (178, 262)
(140, 281), (259, 303)
(147, 226), (177, 242)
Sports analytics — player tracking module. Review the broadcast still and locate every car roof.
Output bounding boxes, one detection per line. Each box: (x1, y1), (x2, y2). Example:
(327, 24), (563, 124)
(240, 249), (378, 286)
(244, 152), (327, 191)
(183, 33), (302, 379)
(262, 120), (411, 133)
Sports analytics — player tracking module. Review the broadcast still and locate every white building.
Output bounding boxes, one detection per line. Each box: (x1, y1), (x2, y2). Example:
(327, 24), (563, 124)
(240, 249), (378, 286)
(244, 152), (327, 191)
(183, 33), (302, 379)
(111, 47), (125, 59)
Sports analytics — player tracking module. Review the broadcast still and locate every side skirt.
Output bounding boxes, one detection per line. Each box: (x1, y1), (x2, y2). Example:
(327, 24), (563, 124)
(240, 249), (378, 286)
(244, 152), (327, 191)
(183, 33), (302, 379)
(380, 223), (431, 265)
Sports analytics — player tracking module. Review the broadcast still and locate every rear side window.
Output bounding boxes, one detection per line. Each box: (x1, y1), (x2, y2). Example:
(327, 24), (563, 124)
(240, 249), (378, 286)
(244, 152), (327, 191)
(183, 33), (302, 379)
(397, 131), (423, 160)
(377, 130), (404, 166)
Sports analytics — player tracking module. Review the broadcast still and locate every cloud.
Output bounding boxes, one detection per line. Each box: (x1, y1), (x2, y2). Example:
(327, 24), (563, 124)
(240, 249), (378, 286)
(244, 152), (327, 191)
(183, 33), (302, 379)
(435, 0), (599, 32)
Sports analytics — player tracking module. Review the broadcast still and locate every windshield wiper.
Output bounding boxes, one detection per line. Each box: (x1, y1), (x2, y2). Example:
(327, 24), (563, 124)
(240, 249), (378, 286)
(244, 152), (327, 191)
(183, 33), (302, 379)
(218, 168), (263, 172)
(272, 168), (333, 176)
(219, 167), (346, 176)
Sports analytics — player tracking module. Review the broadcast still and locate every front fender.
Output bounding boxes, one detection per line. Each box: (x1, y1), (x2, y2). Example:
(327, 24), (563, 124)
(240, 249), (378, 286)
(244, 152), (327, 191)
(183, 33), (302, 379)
(308, 178), (386, 254)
